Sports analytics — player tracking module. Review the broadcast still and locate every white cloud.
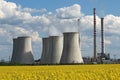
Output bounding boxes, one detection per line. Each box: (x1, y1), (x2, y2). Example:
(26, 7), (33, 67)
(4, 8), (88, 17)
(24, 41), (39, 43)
(105, 39), (111, 45)
(0, 10), (5, 18)
(0, 0), (120, 60)
(105, 15), (120, 35)
(20, 8), (47, 13)
(0, 0), (17, 18)
(49, 26), (61, 36)
(56, 4), (84, 19)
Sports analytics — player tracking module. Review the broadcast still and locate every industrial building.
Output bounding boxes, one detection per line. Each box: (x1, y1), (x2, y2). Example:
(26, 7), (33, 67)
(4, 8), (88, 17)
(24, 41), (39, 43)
(11, 36), (34, 64)
(60, 32), (83, 64)
(40, 32), (84, 64)
(10, 8), (118, 65)
(11, 32), (84, 65)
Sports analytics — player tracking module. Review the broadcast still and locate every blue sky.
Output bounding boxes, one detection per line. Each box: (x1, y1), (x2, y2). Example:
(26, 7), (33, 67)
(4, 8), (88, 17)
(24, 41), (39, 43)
(0, 0), (120, 61)
(6, 0), (120, 16)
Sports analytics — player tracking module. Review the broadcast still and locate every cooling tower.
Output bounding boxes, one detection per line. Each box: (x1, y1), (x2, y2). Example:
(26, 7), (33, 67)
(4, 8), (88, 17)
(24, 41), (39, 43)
(11, 38), (18, 63)
(60, 32), (83, 64)
(40, 37), (50, 64)
(18, 36), (34, 64)
(11, 36), (34, 64)
(49, 36), (63, 64)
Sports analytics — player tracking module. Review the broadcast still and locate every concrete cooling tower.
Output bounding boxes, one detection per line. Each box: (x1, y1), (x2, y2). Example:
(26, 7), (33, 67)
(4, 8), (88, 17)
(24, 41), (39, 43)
(40, 36), (63, 64)
(49, 36), (63, 64)
(40, 38), (50, 64)
(60, 32), (83, 64)
(11, 36), (34, 64)
(11, 38), (18, 63)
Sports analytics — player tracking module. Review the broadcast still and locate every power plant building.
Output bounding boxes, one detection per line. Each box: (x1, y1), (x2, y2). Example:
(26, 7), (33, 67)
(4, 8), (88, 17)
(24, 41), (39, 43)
(10, 8), (115, 65)
(60, 32), (83, 64)
(11, 36), (34, 64)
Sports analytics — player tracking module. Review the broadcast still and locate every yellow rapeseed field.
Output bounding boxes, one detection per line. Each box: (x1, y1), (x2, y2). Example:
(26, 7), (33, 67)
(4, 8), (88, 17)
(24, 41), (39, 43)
(0, 64), (120, 80)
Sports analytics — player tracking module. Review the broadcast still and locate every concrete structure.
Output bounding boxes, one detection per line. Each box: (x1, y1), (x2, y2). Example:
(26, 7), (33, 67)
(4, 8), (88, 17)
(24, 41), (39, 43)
(93, 8), (97, 62)
(49, 36), (63, 64)
(102, 60), (112, 64)
(40, 36), (63, 64)
(101, 18), (105, 58)
(83, 57), (92, 64)
(40, 37), (50, 64)
(60, 32), (83, 64)
(11, 38), (18, 63)
(11, 36), (34, 64)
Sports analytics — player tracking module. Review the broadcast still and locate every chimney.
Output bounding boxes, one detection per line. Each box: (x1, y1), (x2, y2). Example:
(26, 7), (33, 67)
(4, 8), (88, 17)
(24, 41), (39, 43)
(93, 8), (97, 62)
(101, 18), (104, 58)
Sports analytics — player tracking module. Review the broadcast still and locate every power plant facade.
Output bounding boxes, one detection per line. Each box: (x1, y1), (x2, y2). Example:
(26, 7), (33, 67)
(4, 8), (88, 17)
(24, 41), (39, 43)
(60, 32), (83, 64)
(11, 36), (34, 64)
(10, 8), (102, 65)
(9, 8), (115, 65)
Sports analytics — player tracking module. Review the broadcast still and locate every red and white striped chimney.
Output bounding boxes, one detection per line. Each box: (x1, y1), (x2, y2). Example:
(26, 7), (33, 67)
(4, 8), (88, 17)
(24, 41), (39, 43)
(93, 8), (97, 62)
(101, 18), (104, 58)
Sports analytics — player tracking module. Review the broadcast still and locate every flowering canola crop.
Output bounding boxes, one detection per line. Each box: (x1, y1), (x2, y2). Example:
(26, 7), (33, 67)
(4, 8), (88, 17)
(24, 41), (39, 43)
(0, 64), (120, 80)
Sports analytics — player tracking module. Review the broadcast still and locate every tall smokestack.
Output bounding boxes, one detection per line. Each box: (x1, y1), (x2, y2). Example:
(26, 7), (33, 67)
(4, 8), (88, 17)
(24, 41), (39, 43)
(93, 8), (97, 62)
(101, 18), (104, 58)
